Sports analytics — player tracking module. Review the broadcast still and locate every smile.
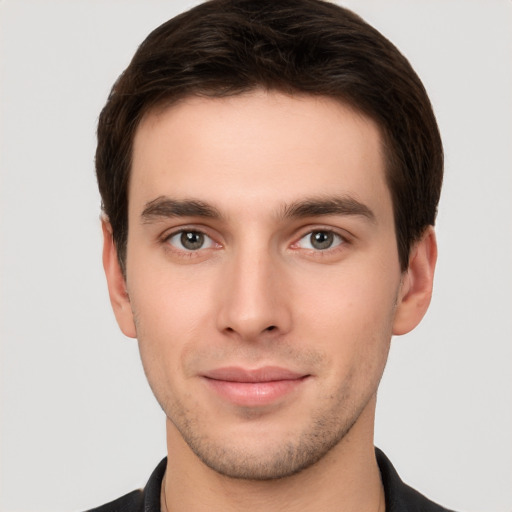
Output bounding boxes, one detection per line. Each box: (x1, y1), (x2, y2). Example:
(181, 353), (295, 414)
(202, 366), (311, 407)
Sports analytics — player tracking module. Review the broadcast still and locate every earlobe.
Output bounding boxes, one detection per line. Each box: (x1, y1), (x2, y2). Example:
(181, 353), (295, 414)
(101, 220), (137, 339)
(392, 227), (437, 336)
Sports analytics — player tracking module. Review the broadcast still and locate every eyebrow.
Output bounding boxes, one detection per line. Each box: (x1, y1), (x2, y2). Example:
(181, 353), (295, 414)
(141, 194), (375, 224)
(281, 196), (376, 222)
(141, 196), (221, 223)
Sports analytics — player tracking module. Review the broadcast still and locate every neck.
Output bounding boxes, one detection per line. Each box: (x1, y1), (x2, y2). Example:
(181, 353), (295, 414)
(162, 399), (384, 512)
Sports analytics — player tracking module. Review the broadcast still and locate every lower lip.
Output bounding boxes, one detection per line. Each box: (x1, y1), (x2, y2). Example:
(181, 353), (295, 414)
(204, 377), (308, 407)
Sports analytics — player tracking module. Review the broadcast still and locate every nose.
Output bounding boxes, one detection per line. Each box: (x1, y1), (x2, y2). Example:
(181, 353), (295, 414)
(216, 246), (292, 341)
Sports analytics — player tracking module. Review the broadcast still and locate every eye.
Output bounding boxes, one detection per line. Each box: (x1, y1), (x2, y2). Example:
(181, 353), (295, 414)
(166, 230), (216, 251)
(296, 230), (344, 250)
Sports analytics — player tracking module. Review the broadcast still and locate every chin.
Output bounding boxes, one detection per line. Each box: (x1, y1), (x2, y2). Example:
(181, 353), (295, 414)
(176, 413), (359, 481)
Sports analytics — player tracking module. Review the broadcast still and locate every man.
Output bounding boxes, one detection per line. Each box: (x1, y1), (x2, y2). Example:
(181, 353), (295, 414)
(92, 0), (449, 510)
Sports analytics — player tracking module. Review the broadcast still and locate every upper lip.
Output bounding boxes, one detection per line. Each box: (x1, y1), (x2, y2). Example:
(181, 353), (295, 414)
(203, 366), (308, 383)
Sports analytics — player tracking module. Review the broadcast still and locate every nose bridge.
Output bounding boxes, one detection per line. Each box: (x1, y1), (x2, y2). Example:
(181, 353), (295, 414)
(217, 237), (290, 339)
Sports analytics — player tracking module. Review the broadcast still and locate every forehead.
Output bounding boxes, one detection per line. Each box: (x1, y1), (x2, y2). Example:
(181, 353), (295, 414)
(130, 91), (390, 220)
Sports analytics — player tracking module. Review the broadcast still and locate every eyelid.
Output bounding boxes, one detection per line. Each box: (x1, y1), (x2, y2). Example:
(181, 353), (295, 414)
(291, 225), (351, 245)
(161, 225), (222, 252)
(294, 229), (345, 250)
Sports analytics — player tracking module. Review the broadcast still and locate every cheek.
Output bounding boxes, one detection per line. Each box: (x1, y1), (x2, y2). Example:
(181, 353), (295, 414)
(127, 267), (214, 378)
(296, 262), (399, 328)
(293, 260), (399, 368)
(129, 257), (216, 324)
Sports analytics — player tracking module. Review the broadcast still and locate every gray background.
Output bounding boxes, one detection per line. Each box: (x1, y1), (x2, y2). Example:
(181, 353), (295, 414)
(1, 1), (511, 511)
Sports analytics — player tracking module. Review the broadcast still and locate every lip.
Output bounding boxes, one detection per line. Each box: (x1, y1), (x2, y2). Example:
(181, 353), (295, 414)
(202, 366), (310, 407)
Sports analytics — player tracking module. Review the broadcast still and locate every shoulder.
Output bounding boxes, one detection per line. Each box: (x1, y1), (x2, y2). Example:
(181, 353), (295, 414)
(85, 489), (144, 512)
(376, 448), (456, 512)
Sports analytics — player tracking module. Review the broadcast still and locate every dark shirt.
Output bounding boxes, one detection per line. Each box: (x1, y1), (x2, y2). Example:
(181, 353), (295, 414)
(87, 448), (454, 511)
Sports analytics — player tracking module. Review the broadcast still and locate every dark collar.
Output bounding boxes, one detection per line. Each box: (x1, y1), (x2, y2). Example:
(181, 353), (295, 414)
(88, 448), (454, 511)
(375, 448), (454, 512)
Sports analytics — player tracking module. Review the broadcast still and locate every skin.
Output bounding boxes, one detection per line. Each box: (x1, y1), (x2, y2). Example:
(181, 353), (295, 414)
(103, 90), (437, 512)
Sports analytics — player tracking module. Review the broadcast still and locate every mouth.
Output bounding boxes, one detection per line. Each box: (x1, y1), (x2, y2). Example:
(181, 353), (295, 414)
(201, 366), (311, 407)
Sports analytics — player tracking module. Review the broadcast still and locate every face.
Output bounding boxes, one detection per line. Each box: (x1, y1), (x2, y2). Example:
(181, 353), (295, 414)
(105, 90), (433, 480)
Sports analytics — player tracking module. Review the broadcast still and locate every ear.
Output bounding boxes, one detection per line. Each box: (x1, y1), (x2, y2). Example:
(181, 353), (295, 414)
(393, 226), (437, 336)
(102, 220), (137, 338)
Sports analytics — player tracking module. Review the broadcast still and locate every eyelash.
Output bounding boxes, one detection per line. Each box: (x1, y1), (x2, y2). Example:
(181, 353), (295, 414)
(160, 226), (351, 257)
(291, 228), (349, 253)
(162, 228), (219, 253)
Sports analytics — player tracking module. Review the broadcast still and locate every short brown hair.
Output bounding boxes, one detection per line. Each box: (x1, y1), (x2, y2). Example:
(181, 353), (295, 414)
(96, 0), (443, 272)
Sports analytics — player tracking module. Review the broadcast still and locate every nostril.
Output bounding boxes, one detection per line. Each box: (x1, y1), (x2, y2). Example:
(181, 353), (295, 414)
(265, 325), (277, 332)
